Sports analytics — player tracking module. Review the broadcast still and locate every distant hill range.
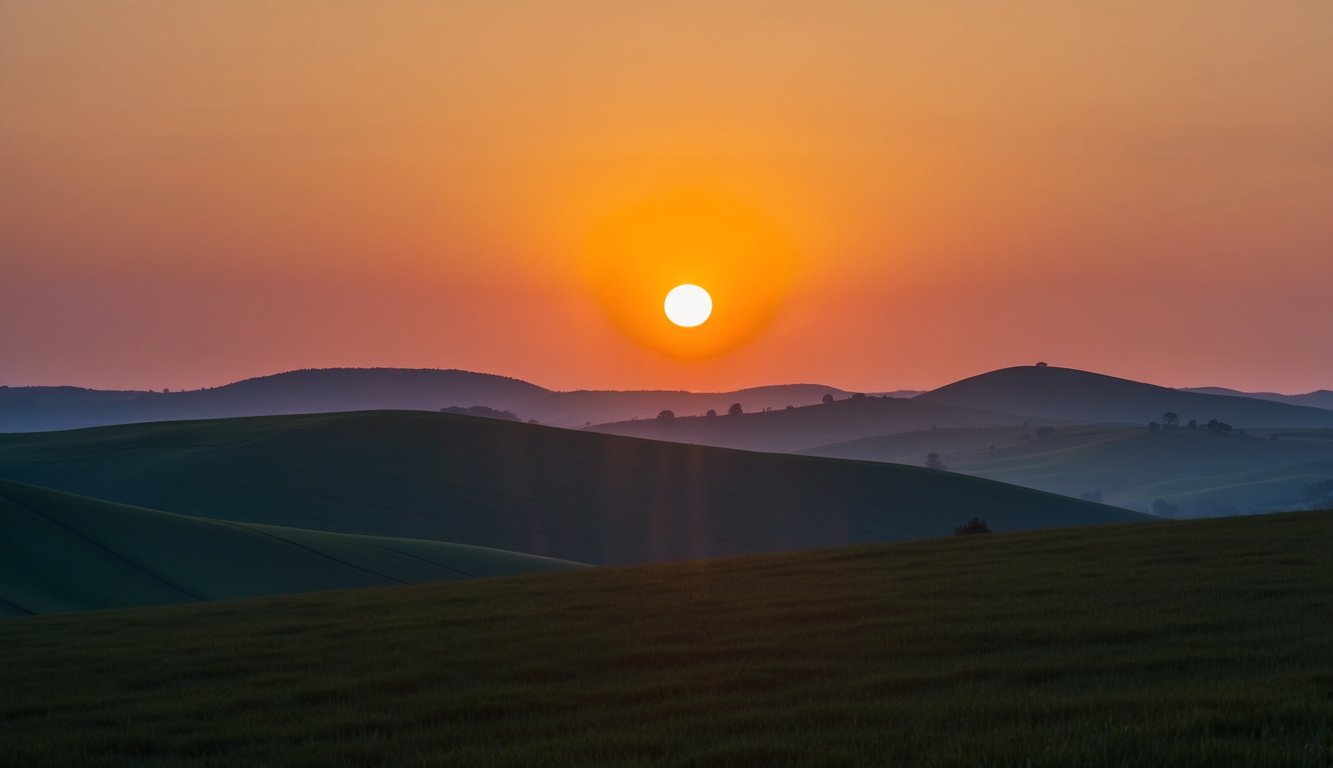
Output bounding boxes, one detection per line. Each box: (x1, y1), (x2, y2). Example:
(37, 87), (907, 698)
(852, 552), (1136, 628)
(0, 368), (850, 433)
(588, 365), (1333, 453)
(914, 366), (1333, 429)
(588, 395), (1036, 453)
(0, 411), (1142, 569)
(3, 364), (1328, 435)
(1181, 386), (1333, 411)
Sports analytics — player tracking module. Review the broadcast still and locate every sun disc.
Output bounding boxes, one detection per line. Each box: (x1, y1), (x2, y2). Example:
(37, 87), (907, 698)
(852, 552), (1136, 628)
(664, 284), (712, 327)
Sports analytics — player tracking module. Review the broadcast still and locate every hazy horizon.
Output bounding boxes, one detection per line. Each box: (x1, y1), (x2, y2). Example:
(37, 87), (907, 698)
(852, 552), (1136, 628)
(2, 361), (1329, 400)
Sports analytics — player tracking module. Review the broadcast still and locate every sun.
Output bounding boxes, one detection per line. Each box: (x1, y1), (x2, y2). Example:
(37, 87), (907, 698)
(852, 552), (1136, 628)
(664, 284), (713, 328)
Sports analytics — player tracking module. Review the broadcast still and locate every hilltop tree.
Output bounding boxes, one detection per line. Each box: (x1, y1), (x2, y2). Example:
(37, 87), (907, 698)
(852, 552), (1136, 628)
(727, 402), (744, 417)
(925, 452), (948, 471)
(1206, 419), (1233, 435)
(1162, 412), (1180, 430)
(656, 410), (675, 420)
(704, 409), (717, 418)
(1148, 421), (1161, 433)
(822, 393), (835, 404)
(1187, 418), (1198, 430)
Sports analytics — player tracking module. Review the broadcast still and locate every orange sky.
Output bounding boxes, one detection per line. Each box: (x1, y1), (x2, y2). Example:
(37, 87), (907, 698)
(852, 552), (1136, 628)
(2, 1), (1331, 393)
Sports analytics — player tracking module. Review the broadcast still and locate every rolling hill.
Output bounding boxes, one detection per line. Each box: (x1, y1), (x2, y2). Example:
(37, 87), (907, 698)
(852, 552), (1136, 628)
(0, 479), (581, 616)
(3, 510), (1330, 766)
(808, 425), (1333, 516)
(0, 369), (851, 432)
(915, 365), (1333, 428)
(0, 411), (1143, 565)
(587, 394), (1037, 453)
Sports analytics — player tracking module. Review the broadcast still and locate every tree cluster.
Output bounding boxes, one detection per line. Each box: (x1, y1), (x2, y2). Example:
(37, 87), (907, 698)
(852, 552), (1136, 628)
(1148, 412), (1232, 434)
(954, 518), (991, 536)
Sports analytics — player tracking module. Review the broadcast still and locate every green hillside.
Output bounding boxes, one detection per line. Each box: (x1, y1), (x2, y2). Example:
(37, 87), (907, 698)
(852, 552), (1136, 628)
(0, 411), (1143, 565)
(0, 480), (580, 616)
(2, 511), (1330, 767)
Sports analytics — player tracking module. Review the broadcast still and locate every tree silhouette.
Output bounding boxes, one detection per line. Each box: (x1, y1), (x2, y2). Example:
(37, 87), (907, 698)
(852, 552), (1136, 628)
(822, 393), (835, 404)
(705, 409), (717, 418)
(727, 402), (744, 416)
(656, 410), (675, 420)
(954, 518), (991, 535)
(925, 452), (948, 471)
(1162, 412), (1180, 430)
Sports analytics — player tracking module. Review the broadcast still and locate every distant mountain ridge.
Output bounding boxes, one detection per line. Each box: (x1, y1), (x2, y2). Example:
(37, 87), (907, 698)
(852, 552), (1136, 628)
(0, 368), (850, 433)
(1181, 386), (1333, 411)
(5, 364), (1329, 434)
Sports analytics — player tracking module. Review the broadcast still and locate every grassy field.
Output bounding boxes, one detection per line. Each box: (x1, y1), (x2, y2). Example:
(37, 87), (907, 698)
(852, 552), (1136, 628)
(0, 480), (580, 616)
(0, 411), (1141, 565)
(3, 511), (1331, 767)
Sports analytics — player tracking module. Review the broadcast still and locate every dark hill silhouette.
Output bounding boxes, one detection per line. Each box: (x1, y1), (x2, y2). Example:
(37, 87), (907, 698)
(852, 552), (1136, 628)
(0, 411), (1143, 566)
(915, 365), (1333, 428)
(0, 369), (850, 433)
(0, 369), (549, 433)
(1182, 386), (1333, 411)
(588, 395), (1036, 453)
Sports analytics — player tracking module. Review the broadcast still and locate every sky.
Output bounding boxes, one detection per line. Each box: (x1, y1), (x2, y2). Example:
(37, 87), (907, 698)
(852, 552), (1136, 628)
(2, 1), (1331, 394)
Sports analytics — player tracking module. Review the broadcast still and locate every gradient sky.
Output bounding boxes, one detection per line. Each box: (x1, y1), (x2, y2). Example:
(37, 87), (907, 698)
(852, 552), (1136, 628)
(3, 1), (1331, 394)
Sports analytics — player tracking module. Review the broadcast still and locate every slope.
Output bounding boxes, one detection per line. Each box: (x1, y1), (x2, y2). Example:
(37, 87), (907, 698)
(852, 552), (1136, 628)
(0, 411), (1143, 565)
(587, 394), (1036, 453)
(0, 479), (580, 616)
(2, 510), (1330, 766)
(810, 425), (1333, 515)
(916, 365), (1333, 428)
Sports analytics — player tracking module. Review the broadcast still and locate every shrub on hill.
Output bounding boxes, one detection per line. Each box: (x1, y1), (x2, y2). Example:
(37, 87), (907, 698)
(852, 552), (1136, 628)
(954, 517), (991, 536)
(440, 405), (520, 421)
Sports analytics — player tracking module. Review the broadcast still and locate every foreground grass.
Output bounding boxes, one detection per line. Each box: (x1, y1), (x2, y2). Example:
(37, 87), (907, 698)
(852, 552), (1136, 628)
(3, 512), (1332, 767)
